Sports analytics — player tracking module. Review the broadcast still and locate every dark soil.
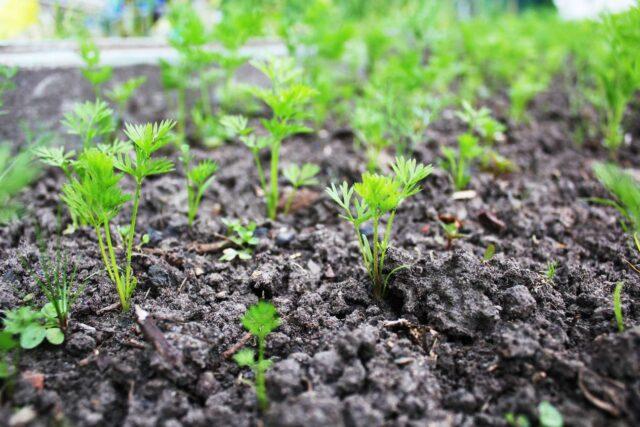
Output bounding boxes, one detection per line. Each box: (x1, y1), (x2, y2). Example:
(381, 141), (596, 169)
(1, 68), (639, 427)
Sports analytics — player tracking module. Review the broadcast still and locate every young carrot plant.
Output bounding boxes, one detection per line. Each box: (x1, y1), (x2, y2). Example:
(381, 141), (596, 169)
(220, 219), (259, 262)
(283, 163), (320, 214)
(223, 60), (316, 219)
(106, 76), (147, 119)
(180, 145), (218, 226)
(593, 7), (640, 152)
(62, 100), (116, 150)
(592, 162), (640, 233)
(456, 101), (505, 146)
(0, 144), (40, 224)
(441, 133), (483, 191)
(326, 157), (432, 298)
(79, 39), (113, 99)
(234, 301), (281, 411)
(62, 121), (175, 311)
(0, 65), (17, 114)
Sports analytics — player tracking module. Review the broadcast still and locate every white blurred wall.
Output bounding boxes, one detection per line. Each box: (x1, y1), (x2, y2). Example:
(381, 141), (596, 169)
(554, 0), (637, 19)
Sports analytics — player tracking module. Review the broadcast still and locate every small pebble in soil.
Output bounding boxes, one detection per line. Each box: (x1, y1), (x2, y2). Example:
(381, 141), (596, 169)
(276, 228), (296, 246)
(253, 226), (269, 238)
(66, 333), (97, 356)
(147, 264), (174, 288)
(501, 285), (536, 319)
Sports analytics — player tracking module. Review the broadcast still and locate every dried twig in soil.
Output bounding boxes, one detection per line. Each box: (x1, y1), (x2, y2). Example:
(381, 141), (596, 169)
(134, 305), (183, 367)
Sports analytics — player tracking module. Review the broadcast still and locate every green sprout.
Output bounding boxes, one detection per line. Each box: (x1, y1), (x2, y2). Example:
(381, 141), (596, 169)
(439, 220), (464, 250)
(441, 133), (483, 191)
(234, 301), (281, 411)
(483, 243), (496, 262)
(544, 260), (558, 281)
(62, 121), (174, 311)
(538, 401), (563, 427)
(592, 162), (640, 234)
(2, 306), (64, 350)
(105, 76), (147, 118)
(594, 7), (640, 152)
(505, 412), (530, 427)
(0, 65), (17, 115)
(21, 229), (86, 332)
(223, 59), (316, 219)
(455, 101), (506, 145)
(326, 157), (432, 298)
(283, 163), (320, 214)
(79, 39), (113, 98)
(220, 219), (259, 262)
(613, 281), (625, 332)
(62, 100), (116, 150)
(180, 145), (218, 226)
(0, 144), (40, 224)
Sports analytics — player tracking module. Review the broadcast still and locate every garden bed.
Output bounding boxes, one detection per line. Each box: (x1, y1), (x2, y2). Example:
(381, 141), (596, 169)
(0, 66), (638, 426)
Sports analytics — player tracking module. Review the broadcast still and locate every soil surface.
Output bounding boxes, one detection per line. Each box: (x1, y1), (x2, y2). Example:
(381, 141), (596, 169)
(1, 69), (639, 427)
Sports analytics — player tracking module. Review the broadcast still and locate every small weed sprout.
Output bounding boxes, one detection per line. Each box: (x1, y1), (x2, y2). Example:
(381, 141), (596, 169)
(0, 330), (17, 380)
(234, 301), (281, 411)
(483, 243), (496, 262)
(505, 412), (530, 427)
(180, 145), (218, 226)
(223, 57), (316, 219)
(439, 220), (464, 250)
(21, 232), (86, 332)
(538, 401), (563, 427)
(441, 133), (483, 191)
(326, 157), (432, 298)
(2, 306), (64, 349)
(220, 219), (259, 261)
(283, 163), (320, 214)
(544, 261), (558, 281)
(79, 39), (113, 98)
(613, 281), (625, 332)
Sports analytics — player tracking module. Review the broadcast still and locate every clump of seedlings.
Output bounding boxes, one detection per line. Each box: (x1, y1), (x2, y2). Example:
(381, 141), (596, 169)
(327, 157), (432, 298)
(441, 133), (483, 191)
(21, 228), (86, 332)
(222, 57), (317, 219)
(180, 145), (218, 226)
(234, 301), (281, 411)
(220, 219), (259, 262)
(62, 121), (175, 311)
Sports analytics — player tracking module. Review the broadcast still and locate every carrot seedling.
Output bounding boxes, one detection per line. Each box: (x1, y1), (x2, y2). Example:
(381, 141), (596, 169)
(224, 57), (316, 219)
(79, 39), (113, 99)
(180, 145), (218, 226)
(441, 133), (483, 191)
(326, 157), (432, 298)
(62, 121), (175, 311)
(234, 301), (281, 411)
